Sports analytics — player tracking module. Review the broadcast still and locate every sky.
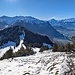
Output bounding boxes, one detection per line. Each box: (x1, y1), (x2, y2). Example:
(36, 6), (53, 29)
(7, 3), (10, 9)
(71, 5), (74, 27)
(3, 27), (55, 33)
(0, 0), (75, 20)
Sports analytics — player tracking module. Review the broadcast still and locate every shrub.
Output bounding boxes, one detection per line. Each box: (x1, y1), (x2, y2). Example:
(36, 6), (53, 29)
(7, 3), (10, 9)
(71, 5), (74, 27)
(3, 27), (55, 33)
(0, 46), (35, 60)
(0, 47), (13, 60)
(13, 46), (35, 57)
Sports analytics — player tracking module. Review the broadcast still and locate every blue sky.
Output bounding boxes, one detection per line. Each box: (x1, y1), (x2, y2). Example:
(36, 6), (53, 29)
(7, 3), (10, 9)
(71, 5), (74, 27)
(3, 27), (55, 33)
(0, 0), (75, 20)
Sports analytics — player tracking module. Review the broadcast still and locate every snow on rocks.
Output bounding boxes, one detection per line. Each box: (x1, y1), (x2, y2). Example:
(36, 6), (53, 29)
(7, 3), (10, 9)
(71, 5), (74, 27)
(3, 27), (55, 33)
(0, 46), (14, 58)
(0, 41), (16, 58)
(32, 47), (40, 54)
(0, 30), (26, 57)
(13, 31), (26, 52)
(0, 52), (75, 75)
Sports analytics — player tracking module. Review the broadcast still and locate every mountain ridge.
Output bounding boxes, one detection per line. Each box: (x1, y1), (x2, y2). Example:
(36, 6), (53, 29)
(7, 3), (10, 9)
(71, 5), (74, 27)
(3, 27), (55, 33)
(0, 16), (69, 43)
(0, 25), (53, 49)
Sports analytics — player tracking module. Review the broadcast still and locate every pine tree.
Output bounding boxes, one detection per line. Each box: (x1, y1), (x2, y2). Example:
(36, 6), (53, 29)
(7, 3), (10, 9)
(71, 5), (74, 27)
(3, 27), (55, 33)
(58, 44), (64, 52)
(13, 46), (35, 57)
(65, 43), (72, 52)
(73, 42), (75, 48)
(52, 43), (58, 52)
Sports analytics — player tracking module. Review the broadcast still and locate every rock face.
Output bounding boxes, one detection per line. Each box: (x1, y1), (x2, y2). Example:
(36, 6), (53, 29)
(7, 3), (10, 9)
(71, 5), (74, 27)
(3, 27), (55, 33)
(0, 26), (53, 48)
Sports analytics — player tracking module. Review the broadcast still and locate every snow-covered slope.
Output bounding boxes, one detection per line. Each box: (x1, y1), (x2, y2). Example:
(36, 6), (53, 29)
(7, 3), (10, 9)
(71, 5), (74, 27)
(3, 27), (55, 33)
(0, 46), (14, 58)
(0, 51), (75, 75)
(0, 26), (53, 58)
(13, 33), (25, 52)
(49, 19), (58, 26)
(0, 16), (25, 24)
(0, 30), (25, 58)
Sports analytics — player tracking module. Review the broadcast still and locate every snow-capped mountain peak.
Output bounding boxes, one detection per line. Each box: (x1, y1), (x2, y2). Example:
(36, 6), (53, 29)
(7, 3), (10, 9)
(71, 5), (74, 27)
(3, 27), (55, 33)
(24, 16), (45, 24)
(0, 16), (45, 25)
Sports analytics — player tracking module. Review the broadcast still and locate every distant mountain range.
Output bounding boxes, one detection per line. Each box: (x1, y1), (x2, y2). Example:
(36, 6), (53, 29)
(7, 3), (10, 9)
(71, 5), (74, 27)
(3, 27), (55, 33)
(49, 18), (75, 29)
(49, 18), (75, 38)
(0, 16), (68, 43)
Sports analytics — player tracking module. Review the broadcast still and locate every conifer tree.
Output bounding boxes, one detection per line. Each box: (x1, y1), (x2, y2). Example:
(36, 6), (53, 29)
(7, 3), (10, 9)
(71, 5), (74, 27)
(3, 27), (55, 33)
(73, 42), (75, 48)
(65, 43), (72, 52)
(58, 44), (64, 52)
(52, 43), (58, 52)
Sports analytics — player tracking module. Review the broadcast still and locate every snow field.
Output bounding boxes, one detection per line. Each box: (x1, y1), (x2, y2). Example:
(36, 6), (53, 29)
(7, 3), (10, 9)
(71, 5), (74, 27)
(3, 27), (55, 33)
(0, 52), (75, 75)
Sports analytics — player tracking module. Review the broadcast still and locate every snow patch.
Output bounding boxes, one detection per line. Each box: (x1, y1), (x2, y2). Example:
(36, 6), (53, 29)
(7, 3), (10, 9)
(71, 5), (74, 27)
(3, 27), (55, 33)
(13, 31), (26, 52)
(0, 41), (16, 48)
(22, 44), (26, 49)
(0, 46), (14, 58)
(32, 47), (40, 54)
